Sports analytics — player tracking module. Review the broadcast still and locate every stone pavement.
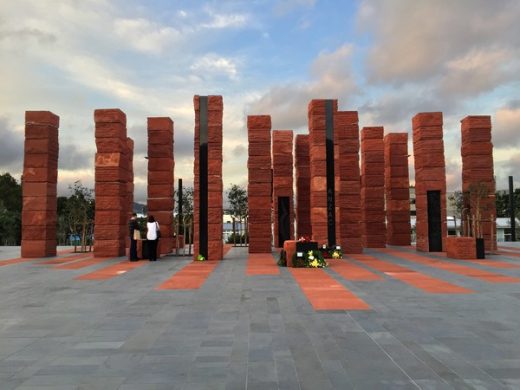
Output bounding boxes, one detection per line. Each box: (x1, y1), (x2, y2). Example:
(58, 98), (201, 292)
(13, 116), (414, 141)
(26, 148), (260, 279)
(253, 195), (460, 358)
(0, 245), (519, 389)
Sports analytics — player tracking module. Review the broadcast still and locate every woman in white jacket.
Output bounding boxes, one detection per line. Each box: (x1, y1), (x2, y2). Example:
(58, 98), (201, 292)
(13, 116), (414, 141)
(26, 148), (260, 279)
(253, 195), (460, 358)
(146, 215), (160, 261)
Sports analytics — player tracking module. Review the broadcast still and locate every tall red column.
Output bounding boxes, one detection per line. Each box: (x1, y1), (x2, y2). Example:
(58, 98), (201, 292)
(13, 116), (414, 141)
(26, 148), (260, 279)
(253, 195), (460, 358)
(247, 115), (272, 253)
(336, 111), (363, 253)
(272, 130), (294, 248)
(461, 116), (496, 252)
(94, 109), (128, 257)
(412, 112), (447, 252)
(384, 133), (411, 246)
(21, 111), (59, 258)
(295, 134), (311, 239)
(147, 117), (174, 255)
(361, 126), (386, 248)
(125, 137), (134, 252)
(194, 96), (223, 261)
(308, 99), (339, 246)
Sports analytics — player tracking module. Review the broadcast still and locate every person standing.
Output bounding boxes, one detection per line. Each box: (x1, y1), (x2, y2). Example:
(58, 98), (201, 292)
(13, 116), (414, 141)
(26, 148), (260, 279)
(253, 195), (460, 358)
(146, 215), (160, 261)
(128, 213), (140, 261)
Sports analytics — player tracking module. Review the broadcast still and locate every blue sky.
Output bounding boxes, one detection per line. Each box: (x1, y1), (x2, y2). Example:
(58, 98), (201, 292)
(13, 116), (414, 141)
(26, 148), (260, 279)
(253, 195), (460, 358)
(1, 0), (519, 203)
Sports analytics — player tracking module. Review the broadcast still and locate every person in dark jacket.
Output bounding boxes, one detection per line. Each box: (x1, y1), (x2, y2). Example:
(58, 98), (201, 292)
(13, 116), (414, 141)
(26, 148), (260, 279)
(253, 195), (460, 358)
(129, 213), (140, 261)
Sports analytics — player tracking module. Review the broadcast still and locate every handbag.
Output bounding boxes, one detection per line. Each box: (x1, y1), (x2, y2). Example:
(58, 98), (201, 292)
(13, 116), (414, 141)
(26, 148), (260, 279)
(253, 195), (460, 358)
(156, 222), (161, 239)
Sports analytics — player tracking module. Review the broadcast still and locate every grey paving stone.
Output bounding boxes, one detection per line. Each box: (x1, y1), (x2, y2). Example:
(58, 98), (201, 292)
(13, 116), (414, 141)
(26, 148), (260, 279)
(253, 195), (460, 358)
(0, 246), (518, 389)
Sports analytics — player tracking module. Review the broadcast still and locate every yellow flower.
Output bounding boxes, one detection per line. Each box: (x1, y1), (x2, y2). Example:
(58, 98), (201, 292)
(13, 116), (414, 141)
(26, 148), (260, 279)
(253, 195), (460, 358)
(332, 251), (341, 259)
(307, 250), (314, 257)
(310, 259), (319, 268)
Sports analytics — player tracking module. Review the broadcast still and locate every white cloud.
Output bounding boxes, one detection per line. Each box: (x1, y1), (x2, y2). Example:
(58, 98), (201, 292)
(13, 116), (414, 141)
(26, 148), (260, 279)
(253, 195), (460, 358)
(358, 0), (520, 85)
(248, 44), (357, 130)
(436, 47), (519, 98)
(190, 54), (239, 80)
(202, 12), (249, 29)
(494, 106), (520, 149)
(113, 18), (180, 54)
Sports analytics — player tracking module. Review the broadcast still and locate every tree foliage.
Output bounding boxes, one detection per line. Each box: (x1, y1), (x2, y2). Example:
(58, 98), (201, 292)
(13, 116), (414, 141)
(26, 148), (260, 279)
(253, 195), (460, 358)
(57, 181), (95, 251)
(226, 184), (248, 246)
(0, 173), (22, 245)
(174, 186), (194, 251)
(495, 189), (520, 219)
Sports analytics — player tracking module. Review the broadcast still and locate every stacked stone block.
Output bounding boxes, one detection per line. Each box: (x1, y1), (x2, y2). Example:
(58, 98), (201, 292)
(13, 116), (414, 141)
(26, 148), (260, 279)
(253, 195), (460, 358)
(247, 115), (272, 253)
(461, 115), (496, 252)
(295, 134), (311, 239)
(384, 133), (411, 246)
(21, 111), (59, 258)
(308, 99), (339, 245)
(272, 130), (294, 247)
(125, 137), (134, 250)
(147, 117), (174, 255)
(361, 127), (386, 248)
(446, 236), (476, 259)
(94, 109), (128, 257)
(193, 96), (223, 261)
(335, 111), (363, 253)
(412, 112), (447, 252)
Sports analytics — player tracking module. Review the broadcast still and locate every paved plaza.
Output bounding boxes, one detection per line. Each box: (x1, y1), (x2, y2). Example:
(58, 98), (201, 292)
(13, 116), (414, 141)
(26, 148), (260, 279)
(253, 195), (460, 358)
(0, 245), (520, 389)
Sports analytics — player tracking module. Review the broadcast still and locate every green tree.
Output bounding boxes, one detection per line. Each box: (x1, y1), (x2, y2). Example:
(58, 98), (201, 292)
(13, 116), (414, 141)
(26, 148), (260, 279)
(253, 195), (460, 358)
(58, 181), (95, 252)
(174, 186), (194, 254)
(448, 190), (464, 235)
(226, 184), (248, 246)
(0, 173), (22, 245)
(495, 189), (520, 218)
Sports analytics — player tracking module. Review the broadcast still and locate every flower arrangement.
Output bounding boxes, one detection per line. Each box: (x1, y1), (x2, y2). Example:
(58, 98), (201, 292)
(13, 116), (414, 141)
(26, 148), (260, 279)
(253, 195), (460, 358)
(196, 254), (206, 261)
(277, 250), (287, 267)
(320, 244), (343, 259)
(292, 249), (328, 268)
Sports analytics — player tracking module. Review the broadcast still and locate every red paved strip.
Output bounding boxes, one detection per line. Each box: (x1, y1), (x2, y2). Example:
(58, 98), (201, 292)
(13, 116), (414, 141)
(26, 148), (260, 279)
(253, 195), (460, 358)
(496, 251), (520, 258)
(39, 253), (93, 265)
(468, 258), (520, 269)
(328, 259), (382, 281)
(156, 261), (220, 290)
(349, 254), (473, 294)
(288, 268), (370, 311)
(379, 248), (520, 283)
(0, 257), (35, 267)
(0, 248), (78, 267)
(223, 244), (232, 258)
(57, 248), (75, 255)
(498, 245), (520, 252)
(75, 261), (146, 280)
(246, 253), (280, 275)
(436, 252), (520, 269)
(54, 256), (114, 270)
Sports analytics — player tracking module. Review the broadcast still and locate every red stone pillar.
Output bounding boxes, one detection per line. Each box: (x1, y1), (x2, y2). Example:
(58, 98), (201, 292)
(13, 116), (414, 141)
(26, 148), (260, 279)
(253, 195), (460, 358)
(21, 111), (59, 258)
(125, 137), (134, 251)
(194, 96), (223, 261)
(147, 117), (174, 255)
(272, 130), (294, 247)
(412, 112), (447, 252)
(336, 111), (363, 253)
(308, 99), (339, 246)
(384, 133), (411, 246)
(247, 115), (272, 253)
(94, 109), (128, 257)
(361, 126), (386, 248)
(461, 116), (496, 252)
(295, 135), (311, 239)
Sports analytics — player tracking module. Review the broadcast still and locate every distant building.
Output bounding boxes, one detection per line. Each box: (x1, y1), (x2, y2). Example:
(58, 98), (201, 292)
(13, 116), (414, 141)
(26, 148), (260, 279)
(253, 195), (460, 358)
(497, 217), (519, 242)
